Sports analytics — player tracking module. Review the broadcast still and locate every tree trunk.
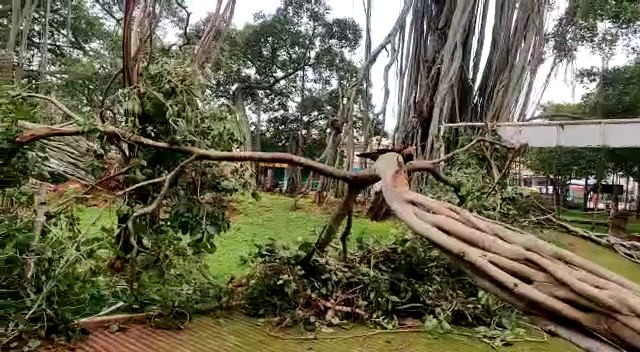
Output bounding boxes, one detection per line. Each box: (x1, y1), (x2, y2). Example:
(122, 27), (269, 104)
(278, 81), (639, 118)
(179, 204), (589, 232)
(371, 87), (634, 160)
(316, 87), (356, 203)
(6, 0), (20, 54)
(360, 0), (372, 168)
(285, 134), (300, 195)
(265, 168), (276, 192)
(255, 98), (262, 187)
(553, 176), (560, 215)
(16, 0), (38, 82)
(341, 98), (355, 198)
(636, 168), (640, 219)
(611, 186), (619, 218)
(39, 0), (52, 91)
(234, 90), (252, 152)
(66, 0), (72, 48)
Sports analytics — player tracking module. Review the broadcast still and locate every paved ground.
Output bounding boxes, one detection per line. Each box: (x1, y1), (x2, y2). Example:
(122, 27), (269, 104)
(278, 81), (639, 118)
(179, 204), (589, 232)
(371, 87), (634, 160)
(54, 314), (578, 352)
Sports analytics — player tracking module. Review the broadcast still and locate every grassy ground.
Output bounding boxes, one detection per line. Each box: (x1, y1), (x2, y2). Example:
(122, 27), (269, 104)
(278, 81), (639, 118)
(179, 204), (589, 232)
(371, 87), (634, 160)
(537, 228), (640, 284)
(74, 204), (118, 236)
(70, 195), (639, 285)
(207, 194), (404, 281)
(558, 208), (640, 234)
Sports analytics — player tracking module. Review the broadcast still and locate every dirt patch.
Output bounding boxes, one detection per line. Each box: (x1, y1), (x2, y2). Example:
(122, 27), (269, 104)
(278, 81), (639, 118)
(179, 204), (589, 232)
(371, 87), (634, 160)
(226, 203), (241, 219)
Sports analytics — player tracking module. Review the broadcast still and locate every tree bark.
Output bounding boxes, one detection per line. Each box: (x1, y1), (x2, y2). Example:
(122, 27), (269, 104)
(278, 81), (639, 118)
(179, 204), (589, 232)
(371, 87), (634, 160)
(6, 0), (20, 54)
(624, 176), (630, 211)
(234, 90), (252, 152)
(374, 152), (640, 351)
(67, 0), (72, 48)
(255, 98), (262, 186)
(360, 0), (372, 167)
(306, 185), (359, 260)
(39, 0), (52, 91)
(16, 0), (38, 82)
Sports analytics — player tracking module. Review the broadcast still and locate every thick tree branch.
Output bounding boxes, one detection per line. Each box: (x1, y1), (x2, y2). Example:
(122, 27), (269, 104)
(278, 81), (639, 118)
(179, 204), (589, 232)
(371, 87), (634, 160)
(16, 120), (379, 185)
(340, 210), (353, 261)
(175, 0), (191, 48)
(305, 185), (360, 261)
(14, 127), (466, 190)
(13, 94), (511, 192)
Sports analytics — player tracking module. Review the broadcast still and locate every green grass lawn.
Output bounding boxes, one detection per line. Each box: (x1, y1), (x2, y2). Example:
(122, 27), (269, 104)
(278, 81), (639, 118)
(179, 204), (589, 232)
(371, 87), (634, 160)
(74, 204), (117, 236)
(71, 195), (638, 285)
(558, 208), (640, 234)
(207, 194), (404, 281)
(540, 229), (640, 284)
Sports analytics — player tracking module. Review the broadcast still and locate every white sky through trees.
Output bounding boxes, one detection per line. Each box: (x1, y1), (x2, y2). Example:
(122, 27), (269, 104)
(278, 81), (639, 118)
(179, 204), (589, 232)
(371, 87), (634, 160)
(186, 0), (631, 129)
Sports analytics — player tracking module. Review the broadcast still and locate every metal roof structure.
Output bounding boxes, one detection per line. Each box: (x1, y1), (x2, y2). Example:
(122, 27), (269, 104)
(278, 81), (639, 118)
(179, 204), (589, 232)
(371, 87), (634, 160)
(442, 119), (640, 148)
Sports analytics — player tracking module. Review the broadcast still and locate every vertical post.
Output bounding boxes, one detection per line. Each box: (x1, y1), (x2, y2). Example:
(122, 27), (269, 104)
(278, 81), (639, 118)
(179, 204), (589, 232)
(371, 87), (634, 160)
(625, 176), (630, 211)
(636, 168), (640, 219)
(583, 176), (589, 211)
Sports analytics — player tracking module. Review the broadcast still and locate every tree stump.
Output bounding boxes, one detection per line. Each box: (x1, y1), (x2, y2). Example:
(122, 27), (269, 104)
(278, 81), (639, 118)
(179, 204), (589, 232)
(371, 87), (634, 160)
(366, 189), (391, 221)
(609, 211), (631, 239)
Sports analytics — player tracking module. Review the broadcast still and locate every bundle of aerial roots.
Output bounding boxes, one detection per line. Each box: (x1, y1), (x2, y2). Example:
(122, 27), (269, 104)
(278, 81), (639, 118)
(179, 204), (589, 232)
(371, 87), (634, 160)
(373, 153), (640, 352)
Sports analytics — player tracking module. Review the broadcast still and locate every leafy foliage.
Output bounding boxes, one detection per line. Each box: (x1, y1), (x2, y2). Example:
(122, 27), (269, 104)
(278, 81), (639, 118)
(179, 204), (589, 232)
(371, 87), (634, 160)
(207, 0), (363, 155)
(578, 57), (640, 118)
(1, 192), (230, 349)
(110, 52), (250, 258)
(551, 0), (640, 60)
(242, 236), (522, 334)
(432, 136), (538, 221)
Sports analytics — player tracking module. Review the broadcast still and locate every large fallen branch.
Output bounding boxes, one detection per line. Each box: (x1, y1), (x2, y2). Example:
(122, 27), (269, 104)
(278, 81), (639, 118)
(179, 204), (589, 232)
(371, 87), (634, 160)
(15, 121), (450, 188)
(374, 152), (640, 351)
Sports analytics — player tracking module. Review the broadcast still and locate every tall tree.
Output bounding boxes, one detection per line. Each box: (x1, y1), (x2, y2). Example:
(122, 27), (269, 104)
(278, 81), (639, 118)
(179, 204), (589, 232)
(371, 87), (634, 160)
(208, 0), (361, 191)
(384, 0), (550, 160)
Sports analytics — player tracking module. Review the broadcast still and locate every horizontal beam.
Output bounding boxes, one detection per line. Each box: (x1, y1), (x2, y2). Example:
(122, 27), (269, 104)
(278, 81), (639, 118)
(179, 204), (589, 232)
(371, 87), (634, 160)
(443, 119), (640, 148)
(443, 118), (640, 128)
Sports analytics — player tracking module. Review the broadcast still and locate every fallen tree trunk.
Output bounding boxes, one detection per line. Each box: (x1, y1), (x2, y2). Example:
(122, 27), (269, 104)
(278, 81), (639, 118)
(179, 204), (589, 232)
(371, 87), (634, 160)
(374, 152), (640, 351)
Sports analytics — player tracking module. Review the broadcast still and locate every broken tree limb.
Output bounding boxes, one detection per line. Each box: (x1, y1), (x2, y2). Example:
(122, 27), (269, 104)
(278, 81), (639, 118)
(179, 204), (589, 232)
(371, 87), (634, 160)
(542, 216), (640, 265)
(340, 210), (353, 261)
(305, 186), (360, 261)
(373, 152), (640, 351)
(15, 123), (462, 190)
(16, 120), (380, 186)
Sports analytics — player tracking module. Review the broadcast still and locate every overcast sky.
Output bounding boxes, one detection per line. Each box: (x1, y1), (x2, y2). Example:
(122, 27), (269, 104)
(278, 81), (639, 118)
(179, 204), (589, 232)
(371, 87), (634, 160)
(185, 0), (631, 128)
